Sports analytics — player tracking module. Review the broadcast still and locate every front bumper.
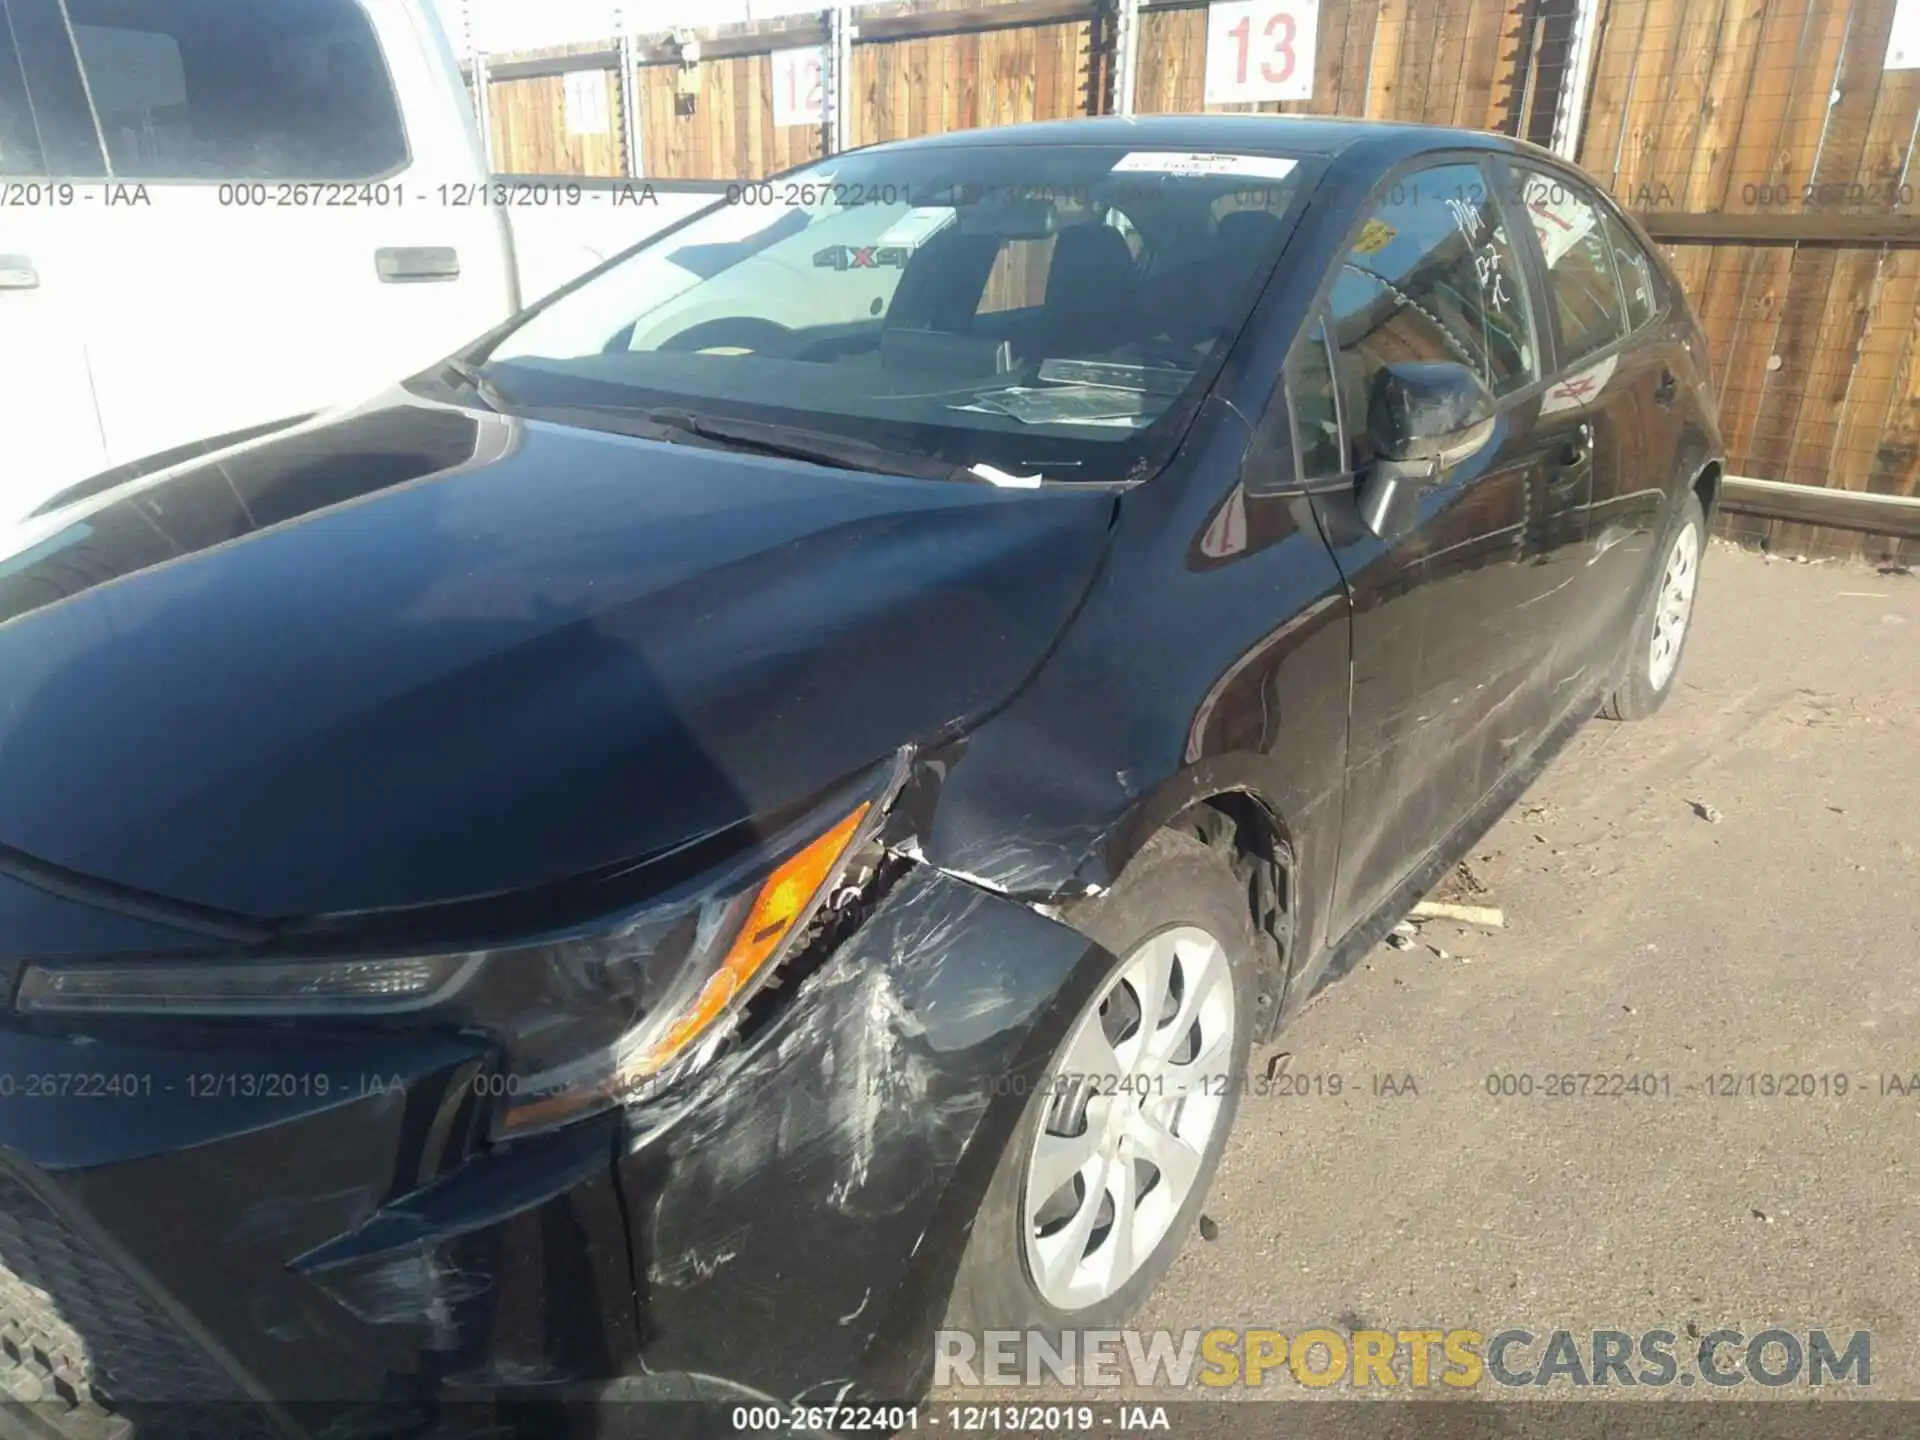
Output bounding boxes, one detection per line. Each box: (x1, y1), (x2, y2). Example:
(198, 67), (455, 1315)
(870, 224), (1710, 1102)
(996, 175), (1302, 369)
(0, 862), (1111, 1434)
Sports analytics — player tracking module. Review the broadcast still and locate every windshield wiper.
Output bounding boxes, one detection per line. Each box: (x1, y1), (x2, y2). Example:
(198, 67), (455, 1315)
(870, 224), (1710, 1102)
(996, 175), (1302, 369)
(504, 399), (968, 482)
(642, 409), (966, 482)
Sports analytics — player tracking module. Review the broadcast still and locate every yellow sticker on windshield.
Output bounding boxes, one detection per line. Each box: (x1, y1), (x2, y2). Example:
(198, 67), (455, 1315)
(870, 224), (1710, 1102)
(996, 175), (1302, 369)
(1353, 218), (1397, 254)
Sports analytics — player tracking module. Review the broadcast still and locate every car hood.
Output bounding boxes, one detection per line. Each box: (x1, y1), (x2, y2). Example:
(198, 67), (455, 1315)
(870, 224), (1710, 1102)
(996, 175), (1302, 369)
(0, 396), (1114, 920)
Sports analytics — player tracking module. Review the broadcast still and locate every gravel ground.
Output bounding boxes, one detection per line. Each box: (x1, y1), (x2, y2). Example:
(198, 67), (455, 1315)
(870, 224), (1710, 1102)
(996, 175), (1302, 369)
(940, 543), (1919, 1435)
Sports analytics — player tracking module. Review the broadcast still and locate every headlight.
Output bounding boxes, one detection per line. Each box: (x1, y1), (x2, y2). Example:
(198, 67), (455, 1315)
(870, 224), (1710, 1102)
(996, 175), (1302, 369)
(13, 752), (907, 1139)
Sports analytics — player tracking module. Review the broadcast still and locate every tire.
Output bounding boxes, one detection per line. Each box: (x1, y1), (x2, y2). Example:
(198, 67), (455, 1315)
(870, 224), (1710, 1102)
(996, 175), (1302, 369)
(942, 830), (1257, 1348)
(1603, 489), (1706, 722)
(0, 1257), (131, 1440)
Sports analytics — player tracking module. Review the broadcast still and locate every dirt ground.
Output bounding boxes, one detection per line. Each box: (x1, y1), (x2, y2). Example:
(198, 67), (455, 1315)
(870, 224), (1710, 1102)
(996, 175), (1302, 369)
(1122, 541), (1920, 1401)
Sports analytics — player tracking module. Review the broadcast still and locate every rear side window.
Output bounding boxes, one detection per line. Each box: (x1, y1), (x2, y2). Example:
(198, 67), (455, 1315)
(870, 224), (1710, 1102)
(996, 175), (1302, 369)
(65, 0), (406, 180)
(0, 0), (43, 174)
(1603, 212), (1658, 330)
(1513, 166), (1627, 361)
(1325, 161), (1539, 462)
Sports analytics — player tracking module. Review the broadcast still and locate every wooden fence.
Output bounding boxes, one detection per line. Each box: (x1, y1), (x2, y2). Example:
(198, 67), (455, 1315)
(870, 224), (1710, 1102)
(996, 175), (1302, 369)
(475, 0), (1541, 178)
(1580, 0), (1920, 557)
(470, 0), (1920, 559)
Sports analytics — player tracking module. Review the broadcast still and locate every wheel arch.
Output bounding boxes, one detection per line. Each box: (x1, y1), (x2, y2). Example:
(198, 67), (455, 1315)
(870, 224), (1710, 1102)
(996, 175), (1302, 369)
(1693, 457), (1724, 522)
(1104, 762), (1301, 1042)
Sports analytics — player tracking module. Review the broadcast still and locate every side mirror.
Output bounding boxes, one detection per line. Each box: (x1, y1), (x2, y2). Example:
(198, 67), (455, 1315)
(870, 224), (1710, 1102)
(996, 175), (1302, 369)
(1356, 361), (1496, 540)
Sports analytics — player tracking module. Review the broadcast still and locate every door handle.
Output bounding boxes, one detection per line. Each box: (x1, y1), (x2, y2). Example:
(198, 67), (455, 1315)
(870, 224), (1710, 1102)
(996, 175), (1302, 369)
(0, 255), (41, 291)
(1654, 368), (1679, 407)
(1551, 424), (1593, 486)
(375, 246), (460, 283)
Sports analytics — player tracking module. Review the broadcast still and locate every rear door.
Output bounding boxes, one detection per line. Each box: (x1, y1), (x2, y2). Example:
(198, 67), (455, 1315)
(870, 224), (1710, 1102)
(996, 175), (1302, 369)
(1590, 204), (1690, 639)
(1508, 163), (1668, 693)
(46, 0), (513, 469)
(0, 0), (108, 521)
(1303, 156), (1578, 939)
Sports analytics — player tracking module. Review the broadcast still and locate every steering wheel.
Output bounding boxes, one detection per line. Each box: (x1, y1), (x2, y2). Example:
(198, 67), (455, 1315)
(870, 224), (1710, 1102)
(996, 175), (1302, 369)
(655, 317), (801, 357)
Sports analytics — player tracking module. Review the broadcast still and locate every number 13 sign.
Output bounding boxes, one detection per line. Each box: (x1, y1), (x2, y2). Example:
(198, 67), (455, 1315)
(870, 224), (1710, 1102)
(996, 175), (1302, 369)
(1204, 0), (1319, 104)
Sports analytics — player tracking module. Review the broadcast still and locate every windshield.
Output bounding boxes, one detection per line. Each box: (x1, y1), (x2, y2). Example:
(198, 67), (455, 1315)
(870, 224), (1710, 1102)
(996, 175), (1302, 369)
(477, 143), (1319, 483)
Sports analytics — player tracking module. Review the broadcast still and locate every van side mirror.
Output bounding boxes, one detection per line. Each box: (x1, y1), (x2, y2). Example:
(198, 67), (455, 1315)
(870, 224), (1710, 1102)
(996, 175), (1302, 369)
(1355, 361), (1496, 540)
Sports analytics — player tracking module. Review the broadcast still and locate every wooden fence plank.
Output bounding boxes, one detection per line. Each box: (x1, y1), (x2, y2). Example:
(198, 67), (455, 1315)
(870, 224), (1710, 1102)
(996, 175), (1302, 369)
(1649, 0), (1741, 304)
(1749, 0), (1890, 491)
(1417, 0), (1465, 124)
(1610, 0), (1690, 206)
(1366, 0), (1411, 117)
(1679, 0), (1803, 437)
(1578, 0), (1650, 190)
(1708, 0), (1854, 477)
(1812, 72), (1920, 503)
(1448, 0), (1494, 129)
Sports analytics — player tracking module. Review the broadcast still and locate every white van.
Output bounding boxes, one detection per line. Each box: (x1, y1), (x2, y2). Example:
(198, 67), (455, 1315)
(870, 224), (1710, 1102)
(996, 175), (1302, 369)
(0, 0), (718, 526)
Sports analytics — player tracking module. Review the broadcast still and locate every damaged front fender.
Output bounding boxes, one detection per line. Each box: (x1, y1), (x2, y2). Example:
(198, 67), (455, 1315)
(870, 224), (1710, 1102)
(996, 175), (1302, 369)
(610, 857), (1117, 1403)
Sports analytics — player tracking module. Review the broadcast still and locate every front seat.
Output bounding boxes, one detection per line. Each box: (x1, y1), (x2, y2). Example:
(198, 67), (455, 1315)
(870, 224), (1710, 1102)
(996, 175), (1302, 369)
(886, 228), (1003, 335)
(1038, 223), (1140, 356)
(1209, 208), (1287, 316)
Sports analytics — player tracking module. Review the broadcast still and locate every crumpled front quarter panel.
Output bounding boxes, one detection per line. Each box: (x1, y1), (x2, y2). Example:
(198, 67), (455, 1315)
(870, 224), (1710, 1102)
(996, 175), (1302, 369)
(613, 861), (1116, 1403)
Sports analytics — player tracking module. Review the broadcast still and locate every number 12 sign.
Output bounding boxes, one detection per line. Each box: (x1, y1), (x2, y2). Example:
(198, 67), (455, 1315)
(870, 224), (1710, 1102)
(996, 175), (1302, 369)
(771, 46), (827, 128)
(1204, 0), (1319, 104)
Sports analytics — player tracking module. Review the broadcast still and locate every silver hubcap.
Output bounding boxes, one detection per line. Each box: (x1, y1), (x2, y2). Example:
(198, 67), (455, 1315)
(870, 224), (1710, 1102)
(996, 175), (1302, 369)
(1021, 925), (1236, 1311)
(1648, 520), (1699, 691)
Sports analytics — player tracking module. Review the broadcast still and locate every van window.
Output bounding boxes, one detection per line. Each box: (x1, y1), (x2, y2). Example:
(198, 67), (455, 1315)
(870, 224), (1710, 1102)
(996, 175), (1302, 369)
(0, 0), (43, 175)
(65, 0), (407, 180)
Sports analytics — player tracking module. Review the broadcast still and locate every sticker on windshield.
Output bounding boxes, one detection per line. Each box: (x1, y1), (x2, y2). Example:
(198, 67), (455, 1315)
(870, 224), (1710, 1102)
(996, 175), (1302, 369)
(1353, 217), (1397, 254)
(878, 206), (957, 247)
(1109, 152), (1299, 180)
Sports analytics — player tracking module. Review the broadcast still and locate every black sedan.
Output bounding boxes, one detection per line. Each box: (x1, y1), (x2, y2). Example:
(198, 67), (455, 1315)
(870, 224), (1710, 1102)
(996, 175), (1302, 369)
(0, 115), (1721, 1433)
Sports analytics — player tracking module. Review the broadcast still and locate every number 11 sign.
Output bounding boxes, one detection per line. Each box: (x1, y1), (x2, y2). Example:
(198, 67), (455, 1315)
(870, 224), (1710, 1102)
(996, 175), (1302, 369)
(1204, 0), (1319, 104)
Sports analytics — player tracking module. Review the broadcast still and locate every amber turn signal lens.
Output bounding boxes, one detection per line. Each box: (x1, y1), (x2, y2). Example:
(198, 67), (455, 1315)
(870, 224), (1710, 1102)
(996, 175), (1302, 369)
(492, 797), (876, 1137)
(626, 799), (871, 1079)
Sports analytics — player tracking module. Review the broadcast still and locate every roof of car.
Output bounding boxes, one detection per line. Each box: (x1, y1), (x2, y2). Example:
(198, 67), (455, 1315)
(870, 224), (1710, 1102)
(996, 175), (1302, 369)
(866, 113), (1538, 168)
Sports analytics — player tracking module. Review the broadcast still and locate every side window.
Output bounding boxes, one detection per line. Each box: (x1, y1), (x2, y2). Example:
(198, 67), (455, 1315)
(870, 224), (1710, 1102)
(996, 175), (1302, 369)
(1513, 167), (1628, 361)
(64, 0), (407, 180)
(1286, 319), (1344, 480)
(1602, 212), (1658, 331)
(0, 0), (43, 175)
(1326, 161), (1539, 463)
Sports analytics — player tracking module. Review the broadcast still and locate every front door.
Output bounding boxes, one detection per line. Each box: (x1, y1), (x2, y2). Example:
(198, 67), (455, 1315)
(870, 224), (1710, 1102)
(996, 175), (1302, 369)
(1305, 157), (1582, 940)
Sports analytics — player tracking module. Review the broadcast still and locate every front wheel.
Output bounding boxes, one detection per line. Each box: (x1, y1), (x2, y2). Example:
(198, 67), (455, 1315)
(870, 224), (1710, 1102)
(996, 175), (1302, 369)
(1603, 490), (1705, 722)
(942, 830), (1256, 1343)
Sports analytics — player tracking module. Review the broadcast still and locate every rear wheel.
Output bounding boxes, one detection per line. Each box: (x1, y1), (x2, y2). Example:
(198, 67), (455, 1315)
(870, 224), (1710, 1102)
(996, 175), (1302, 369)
(1603, 490), (1705, 722)
(943, 830), (1256, 1342)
